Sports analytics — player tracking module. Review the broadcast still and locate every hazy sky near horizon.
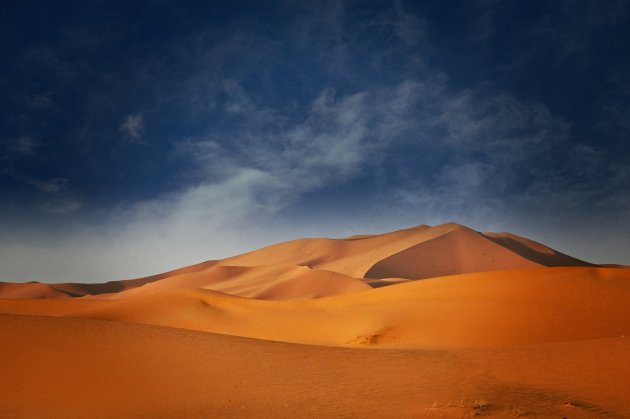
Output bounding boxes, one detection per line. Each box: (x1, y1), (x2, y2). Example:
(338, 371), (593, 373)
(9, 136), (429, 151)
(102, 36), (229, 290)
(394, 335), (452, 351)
(2, 0), (630, 282)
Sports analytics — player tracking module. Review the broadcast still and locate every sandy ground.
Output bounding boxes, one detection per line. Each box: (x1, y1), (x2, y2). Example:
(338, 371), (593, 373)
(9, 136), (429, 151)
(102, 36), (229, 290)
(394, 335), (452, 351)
(1, 314), (629, 418)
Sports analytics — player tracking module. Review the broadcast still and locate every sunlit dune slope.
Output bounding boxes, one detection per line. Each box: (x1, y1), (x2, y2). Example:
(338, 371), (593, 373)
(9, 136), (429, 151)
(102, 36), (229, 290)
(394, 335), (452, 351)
(2, 267), (629, 349)
(2, 314), (630, 419)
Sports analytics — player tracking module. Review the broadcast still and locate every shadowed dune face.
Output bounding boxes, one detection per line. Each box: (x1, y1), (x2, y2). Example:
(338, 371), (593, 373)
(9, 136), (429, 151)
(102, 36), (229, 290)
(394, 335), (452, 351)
(482, 231), (594, 267)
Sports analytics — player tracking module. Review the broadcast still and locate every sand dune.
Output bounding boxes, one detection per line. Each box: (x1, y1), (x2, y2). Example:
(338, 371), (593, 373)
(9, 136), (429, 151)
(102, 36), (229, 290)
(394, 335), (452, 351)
(2, 313), (629, 418)
(221, 223), (593, 280)
(3, 267), (629, 349)
(94, 263), (371, 300)
(0, 281), (73, 299)
(0, 223), (596, 300)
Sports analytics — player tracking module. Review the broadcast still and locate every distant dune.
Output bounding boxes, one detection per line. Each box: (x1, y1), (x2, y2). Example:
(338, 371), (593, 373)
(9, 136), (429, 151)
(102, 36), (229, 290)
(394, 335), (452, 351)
(0, 281), (73, 299)
(0, 222), (597, 300)
(1, 222), (629, 417)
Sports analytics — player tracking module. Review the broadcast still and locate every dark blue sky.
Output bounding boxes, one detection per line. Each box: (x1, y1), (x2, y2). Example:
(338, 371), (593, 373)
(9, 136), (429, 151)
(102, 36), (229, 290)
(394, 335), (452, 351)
(2, 0), (629, 282)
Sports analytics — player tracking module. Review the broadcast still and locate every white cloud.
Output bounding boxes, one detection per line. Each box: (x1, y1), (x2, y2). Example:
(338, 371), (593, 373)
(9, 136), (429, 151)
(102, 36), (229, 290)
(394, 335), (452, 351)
(120, 113), (144, 141)
(40, 198), (82, 215)
(434, 91), (570, 162)
(28, 177), (69, 193)
(8, 136), (37, 155)
(393, 1), (426, 46)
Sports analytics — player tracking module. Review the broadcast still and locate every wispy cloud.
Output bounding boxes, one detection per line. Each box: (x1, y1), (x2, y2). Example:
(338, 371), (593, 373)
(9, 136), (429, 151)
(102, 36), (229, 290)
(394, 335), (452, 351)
(389, 87), (572, 227)
(28, 177), (69, 194)
(5, 136), (37, 156)
(120, 114), (144, 142)
(40, 198), (82, 215)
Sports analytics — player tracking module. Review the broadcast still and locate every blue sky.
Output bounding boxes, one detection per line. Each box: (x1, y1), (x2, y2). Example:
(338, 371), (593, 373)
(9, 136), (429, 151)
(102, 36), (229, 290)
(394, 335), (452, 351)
(2, 0), (630, 282)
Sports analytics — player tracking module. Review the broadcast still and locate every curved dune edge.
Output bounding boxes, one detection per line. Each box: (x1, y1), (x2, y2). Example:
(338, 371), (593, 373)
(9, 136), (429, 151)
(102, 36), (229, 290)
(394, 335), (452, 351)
(2, 267), (629, 349)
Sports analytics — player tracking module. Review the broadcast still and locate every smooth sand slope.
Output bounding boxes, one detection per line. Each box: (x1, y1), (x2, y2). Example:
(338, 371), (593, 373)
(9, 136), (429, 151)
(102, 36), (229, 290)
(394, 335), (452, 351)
(2, 267), (629, 349)
(2, 314), (629, 418)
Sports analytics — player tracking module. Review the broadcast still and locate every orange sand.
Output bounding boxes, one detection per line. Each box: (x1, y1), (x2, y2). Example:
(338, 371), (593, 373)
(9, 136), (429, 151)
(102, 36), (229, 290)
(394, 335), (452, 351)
(1, 314), (629, 418)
